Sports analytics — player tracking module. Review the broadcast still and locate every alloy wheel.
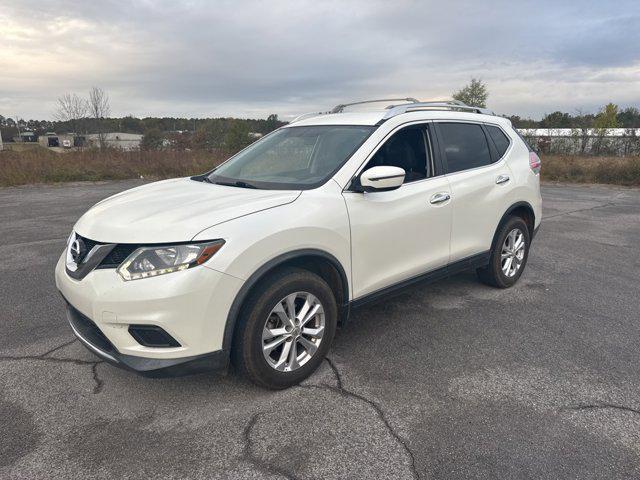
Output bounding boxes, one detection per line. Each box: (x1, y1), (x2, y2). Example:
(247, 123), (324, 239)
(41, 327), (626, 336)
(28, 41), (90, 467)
(501, 228), (526, 277)
(261, 292), (325, 372)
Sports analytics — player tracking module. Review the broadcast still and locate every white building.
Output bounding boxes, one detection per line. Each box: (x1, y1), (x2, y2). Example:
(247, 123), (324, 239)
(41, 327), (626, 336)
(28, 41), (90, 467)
(86, 132), (143, 150)
(517, 128), (640, 156)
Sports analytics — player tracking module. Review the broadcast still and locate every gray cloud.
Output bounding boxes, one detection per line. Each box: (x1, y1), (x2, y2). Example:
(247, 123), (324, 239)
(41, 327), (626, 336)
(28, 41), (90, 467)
(1, 0), (639, 120)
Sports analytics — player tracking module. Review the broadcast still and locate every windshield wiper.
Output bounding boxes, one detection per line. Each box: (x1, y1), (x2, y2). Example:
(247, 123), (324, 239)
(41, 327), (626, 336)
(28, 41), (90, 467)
(213, 180), (258, 189)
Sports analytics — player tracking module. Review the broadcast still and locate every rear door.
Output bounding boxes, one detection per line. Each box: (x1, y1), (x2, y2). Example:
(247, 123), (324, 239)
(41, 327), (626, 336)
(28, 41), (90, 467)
(434, 121), (514, 262)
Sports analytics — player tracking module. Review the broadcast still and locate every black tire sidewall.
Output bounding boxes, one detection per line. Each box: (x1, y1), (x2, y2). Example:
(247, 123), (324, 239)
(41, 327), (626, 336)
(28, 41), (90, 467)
(234, 268), (337, 389)
(490, 217), (530, 288)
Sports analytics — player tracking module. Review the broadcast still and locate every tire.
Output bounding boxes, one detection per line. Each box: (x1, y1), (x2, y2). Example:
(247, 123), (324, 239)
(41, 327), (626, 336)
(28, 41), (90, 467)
(477, 216), (531, 288)
(231, 267), (337, 389)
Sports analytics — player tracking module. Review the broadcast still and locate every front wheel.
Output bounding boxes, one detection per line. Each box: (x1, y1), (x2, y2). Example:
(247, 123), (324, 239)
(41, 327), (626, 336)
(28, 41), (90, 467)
(232, 267), (337, 389)
(477, 216), (531, 288)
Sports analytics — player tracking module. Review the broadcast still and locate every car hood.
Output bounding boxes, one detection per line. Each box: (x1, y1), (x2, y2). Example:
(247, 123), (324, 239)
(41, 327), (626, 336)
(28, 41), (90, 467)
(74, 178), (300, 243)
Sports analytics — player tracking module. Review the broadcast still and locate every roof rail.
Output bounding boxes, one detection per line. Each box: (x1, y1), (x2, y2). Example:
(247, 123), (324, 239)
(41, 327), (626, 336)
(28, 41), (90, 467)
(290, 98), (494, 124)
(290, 111), (326, 123)
(331, 97), (419, 114)
(382, 100), (494, 120)
(291, 98), (420, 123)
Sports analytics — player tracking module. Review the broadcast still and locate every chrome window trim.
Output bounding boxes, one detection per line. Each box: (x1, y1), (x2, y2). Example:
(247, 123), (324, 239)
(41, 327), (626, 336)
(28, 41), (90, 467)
(433, 119), (510, 176)
(344, 119), (439, 192)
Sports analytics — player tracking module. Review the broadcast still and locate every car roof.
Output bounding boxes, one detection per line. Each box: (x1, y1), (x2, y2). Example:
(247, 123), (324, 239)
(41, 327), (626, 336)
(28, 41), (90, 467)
(287, 109), (512, 128)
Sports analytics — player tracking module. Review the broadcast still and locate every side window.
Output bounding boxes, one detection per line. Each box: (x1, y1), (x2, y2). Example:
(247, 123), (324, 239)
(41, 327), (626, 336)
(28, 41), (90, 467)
(486, 125), (511, 158)
(438, 122), (492, 174)
(364, 126), (430, 183)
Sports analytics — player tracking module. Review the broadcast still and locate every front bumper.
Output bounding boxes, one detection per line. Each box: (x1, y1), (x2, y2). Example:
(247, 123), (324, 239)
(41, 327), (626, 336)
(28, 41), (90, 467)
(65, 299), (228, 376)
(55, 251), (244, 376)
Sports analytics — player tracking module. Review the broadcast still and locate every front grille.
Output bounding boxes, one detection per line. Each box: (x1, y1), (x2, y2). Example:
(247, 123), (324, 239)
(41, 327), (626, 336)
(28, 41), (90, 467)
(74, 234), (137, 269)
(67, 304), (116, 354)
(77, 235), (99, 255)
(97, 244), (138, 269)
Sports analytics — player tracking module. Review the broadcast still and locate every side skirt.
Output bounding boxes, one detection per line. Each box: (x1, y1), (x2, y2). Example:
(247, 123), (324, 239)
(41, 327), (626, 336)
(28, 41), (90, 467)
(349, 251), (490, 310)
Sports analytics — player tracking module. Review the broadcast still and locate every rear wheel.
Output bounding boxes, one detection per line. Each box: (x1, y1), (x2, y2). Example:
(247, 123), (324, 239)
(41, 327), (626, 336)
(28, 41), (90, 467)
(232, 267), (337, 389)
(477, 216), (530, 288)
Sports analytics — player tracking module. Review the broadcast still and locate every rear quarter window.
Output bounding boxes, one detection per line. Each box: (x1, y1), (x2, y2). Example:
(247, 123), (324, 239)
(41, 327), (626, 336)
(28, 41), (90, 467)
(486, 125), (511, 158)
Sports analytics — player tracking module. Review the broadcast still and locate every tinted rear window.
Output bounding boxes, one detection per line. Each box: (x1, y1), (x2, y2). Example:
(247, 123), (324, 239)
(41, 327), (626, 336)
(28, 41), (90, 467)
(438, 123), (492, 174)
(486, 125), (511, 157)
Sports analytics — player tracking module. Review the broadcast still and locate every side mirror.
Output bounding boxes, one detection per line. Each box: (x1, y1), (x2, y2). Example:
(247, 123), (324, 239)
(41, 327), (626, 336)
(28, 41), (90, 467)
(359, 166), (405, 192)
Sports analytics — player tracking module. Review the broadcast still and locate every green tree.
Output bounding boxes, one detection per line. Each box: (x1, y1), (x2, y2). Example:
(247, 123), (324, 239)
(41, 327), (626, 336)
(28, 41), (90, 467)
(452, 78), (488, 108)
(541, 111), (572, 128)
(594, 103), (619, 129)
(121, 115), (144, 133)
(592, 103), (619, 155)
(616, 107), (640, 128)
(140, 128), (165, 150)
(224, 121), (251, 152)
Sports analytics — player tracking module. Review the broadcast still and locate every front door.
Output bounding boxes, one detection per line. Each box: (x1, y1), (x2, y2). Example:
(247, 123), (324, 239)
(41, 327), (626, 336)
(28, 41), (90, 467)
(343, 123), (452, 300)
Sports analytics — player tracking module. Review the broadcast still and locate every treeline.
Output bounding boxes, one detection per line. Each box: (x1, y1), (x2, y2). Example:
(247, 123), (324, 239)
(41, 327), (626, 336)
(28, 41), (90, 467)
(0, 115), (284, 140)
(508, 104), (640, 129)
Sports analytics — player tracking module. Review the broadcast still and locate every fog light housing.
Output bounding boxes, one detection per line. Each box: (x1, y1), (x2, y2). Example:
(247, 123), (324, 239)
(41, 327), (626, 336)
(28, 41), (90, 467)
(128, 325), (181, 348)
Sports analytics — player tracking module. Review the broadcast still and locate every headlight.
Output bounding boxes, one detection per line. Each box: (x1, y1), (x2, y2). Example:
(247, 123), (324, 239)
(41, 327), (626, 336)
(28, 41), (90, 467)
(117, 240), (225, 281)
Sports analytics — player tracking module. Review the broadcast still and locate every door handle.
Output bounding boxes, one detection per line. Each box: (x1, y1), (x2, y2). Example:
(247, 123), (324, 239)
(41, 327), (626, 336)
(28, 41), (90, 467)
(430, 192), (451, 204)
(496, 174), (510, 185)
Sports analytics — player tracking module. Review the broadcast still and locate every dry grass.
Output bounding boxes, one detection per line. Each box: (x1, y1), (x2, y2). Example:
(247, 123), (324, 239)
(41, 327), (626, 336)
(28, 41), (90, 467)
(541, 155), (640, 186)
(0, 148), (228, 187)
(1, 149), (639, 187)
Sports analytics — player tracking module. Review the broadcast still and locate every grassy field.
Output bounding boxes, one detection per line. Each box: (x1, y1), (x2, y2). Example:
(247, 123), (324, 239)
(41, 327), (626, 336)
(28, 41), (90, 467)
(1, 148), (639, 187)
(541, 155), (640, 186)
(0, 148), (228, 187)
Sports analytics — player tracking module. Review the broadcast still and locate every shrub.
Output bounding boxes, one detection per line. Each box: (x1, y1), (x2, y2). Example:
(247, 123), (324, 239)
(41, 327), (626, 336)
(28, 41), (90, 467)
(541, 155), (640, 186)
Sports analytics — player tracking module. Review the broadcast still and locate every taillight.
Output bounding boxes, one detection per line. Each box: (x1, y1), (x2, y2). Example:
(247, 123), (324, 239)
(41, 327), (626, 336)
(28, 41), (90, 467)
(529, 152), (541, 174)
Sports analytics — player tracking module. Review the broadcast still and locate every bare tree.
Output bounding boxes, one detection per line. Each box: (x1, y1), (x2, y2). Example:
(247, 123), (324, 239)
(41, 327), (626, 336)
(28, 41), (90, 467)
(54, 93), (88, 134)
(88, 87), (111, 149)
(573, 108), (591, 155)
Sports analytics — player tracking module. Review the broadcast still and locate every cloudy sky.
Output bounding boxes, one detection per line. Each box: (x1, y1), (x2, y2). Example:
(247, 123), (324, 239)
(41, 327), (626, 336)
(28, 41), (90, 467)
(1, 0), (639, 121)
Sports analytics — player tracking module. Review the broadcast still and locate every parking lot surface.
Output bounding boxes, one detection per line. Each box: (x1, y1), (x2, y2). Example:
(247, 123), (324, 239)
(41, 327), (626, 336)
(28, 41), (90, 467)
(1, 180), (639, 479)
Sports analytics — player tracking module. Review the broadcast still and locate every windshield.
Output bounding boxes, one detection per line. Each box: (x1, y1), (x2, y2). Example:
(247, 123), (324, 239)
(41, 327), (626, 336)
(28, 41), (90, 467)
(207, 125), (375, 190)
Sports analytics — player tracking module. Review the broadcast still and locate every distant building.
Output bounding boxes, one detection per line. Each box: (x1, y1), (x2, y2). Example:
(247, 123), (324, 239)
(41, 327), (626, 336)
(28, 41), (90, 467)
(38, 133), (84, 148)
(85, 132), (143, 150)
(13, 131), (37, 142)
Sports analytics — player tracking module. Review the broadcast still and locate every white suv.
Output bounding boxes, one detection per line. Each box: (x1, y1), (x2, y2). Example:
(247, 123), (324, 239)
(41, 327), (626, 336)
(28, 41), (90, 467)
(56, 99), (542, 389)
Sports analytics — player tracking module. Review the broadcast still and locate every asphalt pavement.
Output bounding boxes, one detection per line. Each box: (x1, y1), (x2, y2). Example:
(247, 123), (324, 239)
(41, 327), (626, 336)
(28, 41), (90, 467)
(1, 180), (639, 479)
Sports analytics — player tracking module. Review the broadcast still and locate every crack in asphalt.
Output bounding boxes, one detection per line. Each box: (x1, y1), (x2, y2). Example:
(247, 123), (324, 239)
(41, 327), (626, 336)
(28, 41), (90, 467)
(40, 338), (78, 357)
(299, 357), (420, 480)
(545, 192), (630, 220)
(0, 339), (105, 395)
(242, 412), (301, 480)
(545, 201), (617, 219)
(91, 362), (104, 394)
(562, 403), (640, 416)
